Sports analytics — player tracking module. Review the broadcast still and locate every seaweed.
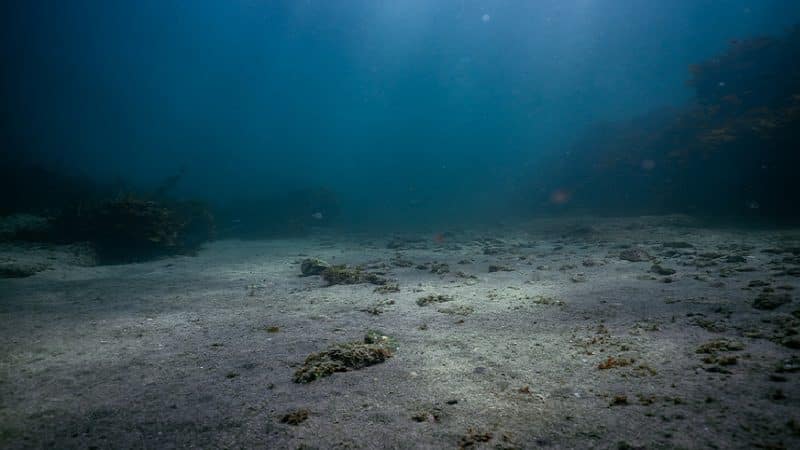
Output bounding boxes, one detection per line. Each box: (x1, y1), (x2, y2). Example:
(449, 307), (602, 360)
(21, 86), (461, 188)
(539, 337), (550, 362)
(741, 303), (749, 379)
(416, 294), (454, 306)
(321, 265), (387, 286)
(293, 332), (395, 383)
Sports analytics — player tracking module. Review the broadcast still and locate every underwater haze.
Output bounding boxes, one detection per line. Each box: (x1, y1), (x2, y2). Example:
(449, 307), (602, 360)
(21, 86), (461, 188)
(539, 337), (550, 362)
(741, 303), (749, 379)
(4, 0), (800, 228)
(5, 2), (800, 449)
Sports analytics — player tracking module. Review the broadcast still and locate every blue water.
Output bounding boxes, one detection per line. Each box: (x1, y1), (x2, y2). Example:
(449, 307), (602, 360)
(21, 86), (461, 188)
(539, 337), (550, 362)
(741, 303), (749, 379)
(2, 1), (800, 228)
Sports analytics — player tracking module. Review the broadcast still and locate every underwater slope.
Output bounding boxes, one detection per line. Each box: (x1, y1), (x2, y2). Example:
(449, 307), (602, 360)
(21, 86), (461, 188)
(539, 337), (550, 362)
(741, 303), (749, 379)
(531, 26), (800, 220)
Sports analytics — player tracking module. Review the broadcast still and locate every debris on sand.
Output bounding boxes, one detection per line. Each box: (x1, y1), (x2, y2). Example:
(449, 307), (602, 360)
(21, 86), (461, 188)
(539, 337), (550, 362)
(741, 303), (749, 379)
(696, 339), (745, 354)
(280, 409), (310, 425)
(416, 294), (454, 306)
(532, 295), (565, 306)
(598, 356), (634, 370)
(775, 356), (800, 373)
(360, 299), (395, 315)
(437, 305), (474, 316)
(695, 339), (744, 373)
(459, 428), (493, 449)
(430, 262), (450, 275)
(374, 282), (400, 294)
(570, 273), (587, 283)
(411, 405), (444, 423)
(610, 395), (629, 406)
(293, 331), (395, 383)
(752, 292), (792, 310)
(650, 264), (676, 276)
(390, 254), (415, 267)
(662, 241), (694, 249)
(300, 258), (329, 276)
(321, 265), (387, 286)
(619, 248), (652, 262)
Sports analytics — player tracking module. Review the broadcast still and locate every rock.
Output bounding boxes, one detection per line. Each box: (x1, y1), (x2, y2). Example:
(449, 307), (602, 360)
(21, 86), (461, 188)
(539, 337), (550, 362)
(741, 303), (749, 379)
(775, 356), (800, 373)
(650, 264), (676, 275)
(662, 241), (693, 248)
(0, 214), (52, 241)
(752, 292), (792, 310)
(300, 258), (329, 276)
(620, 248), (652, 262)
(570, 273), (587, 283)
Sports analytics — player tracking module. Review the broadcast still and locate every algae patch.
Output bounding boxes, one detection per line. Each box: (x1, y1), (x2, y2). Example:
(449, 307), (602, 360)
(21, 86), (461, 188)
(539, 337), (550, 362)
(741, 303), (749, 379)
(293, 331), (396, 383)
(321, 264), (387, 286)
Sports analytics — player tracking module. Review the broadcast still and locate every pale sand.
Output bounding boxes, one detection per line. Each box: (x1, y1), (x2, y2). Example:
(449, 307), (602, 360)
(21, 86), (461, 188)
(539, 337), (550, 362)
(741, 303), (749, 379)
(1, 215), (798, 449)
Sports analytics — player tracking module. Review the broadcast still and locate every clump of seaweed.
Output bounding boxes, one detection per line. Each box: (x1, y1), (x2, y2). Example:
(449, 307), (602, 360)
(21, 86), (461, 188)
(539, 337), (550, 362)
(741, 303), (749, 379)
(321, 265), (387, 286)
(416, 294), (454, 306)
(293, 331), (396, 383)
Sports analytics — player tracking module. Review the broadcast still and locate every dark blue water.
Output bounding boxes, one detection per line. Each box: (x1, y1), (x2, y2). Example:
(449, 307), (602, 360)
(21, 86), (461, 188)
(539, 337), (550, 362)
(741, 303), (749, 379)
(2, 1), (800, 228)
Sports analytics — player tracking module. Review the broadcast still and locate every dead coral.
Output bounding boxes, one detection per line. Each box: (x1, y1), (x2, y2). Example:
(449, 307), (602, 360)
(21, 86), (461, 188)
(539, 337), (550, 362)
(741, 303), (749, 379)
(293, 332), (395, 383)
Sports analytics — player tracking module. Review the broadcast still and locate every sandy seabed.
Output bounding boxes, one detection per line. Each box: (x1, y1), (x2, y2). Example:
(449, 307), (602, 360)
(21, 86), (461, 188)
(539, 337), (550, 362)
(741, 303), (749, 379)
(1, 215), (799, 449)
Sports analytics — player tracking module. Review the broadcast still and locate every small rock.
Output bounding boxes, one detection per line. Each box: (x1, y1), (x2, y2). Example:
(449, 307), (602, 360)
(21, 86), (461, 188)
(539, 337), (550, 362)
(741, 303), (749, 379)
(280, 409), (310, 425)
(650, 264), (676, 276)
(752, 292), (792, 310)
(620, 248), (652, 262)
(300, 258), (329, 276)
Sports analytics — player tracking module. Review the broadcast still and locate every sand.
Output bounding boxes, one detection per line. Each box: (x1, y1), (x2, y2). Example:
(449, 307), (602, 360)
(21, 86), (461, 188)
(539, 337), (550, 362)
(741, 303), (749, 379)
(1, 215), (799, 449)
